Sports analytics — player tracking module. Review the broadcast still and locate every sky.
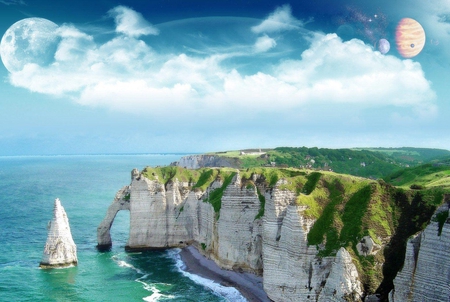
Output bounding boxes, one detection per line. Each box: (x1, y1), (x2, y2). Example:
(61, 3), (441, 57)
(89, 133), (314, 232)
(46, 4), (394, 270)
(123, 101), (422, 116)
(0, 0), (449, 155)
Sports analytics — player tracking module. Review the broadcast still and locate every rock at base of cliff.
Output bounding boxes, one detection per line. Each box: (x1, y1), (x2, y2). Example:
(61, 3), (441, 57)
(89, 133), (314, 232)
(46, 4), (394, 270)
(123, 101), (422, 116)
(40, 198), (78, 269)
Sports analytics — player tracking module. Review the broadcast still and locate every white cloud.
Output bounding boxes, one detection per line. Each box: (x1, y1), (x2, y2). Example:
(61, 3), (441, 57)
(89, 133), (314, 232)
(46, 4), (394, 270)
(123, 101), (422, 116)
(275, 34), (436, 108)
(254, 35), (277, 53)
(251, 4), (303, 34)
(109, 6), (159, 37)
(54, 25), (94, 63)
(5, 8), (437, 122)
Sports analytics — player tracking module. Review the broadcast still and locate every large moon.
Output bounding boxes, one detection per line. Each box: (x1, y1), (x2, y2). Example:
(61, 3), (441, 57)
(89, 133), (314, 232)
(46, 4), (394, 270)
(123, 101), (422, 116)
(0, 18), (59, 73)
(395, 18), (425, 58)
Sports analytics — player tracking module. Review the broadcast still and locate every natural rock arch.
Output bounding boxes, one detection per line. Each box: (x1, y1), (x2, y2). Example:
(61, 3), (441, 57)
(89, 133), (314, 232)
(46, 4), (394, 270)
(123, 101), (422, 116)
(97, 185), (131, 250)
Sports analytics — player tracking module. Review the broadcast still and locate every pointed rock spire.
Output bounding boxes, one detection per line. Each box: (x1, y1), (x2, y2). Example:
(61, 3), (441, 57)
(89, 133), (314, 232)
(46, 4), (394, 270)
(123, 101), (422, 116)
(40, 198), (78, 268)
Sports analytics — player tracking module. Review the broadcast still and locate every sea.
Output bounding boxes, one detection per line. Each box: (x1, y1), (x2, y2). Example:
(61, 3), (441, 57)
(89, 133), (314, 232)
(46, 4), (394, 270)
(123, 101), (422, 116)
(0, 154), (246, 302)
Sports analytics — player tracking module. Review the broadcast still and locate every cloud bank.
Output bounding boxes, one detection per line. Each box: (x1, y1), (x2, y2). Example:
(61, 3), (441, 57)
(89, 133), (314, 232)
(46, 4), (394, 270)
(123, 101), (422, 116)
(4, 5), (437, 121)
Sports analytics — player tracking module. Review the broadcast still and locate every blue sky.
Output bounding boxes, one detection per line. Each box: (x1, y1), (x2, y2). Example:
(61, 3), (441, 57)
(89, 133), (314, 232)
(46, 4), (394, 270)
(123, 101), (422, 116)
(0, 0), (449, 155)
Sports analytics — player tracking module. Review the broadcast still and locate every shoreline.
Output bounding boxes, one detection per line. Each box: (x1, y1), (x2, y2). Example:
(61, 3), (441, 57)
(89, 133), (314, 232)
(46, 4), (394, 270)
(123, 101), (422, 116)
(179, 246), (270, 302)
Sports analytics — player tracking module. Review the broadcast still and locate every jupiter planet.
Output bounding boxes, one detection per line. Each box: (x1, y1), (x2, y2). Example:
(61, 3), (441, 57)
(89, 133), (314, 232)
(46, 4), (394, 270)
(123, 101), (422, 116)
(395, 18), (425, 58)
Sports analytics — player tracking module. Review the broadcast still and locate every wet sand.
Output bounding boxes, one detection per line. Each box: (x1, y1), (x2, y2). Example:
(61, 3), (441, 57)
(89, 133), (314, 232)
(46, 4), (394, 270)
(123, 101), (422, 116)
(179, 246), (270, 302)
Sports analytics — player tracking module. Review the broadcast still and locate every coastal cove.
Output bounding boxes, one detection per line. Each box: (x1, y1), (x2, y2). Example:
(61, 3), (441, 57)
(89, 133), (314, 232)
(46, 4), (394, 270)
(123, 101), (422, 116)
(0, 154), (246, 301)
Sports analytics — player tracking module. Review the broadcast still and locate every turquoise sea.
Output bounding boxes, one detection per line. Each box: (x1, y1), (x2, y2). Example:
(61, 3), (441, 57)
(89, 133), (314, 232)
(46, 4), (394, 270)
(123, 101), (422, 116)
(0, 154), (246, 301)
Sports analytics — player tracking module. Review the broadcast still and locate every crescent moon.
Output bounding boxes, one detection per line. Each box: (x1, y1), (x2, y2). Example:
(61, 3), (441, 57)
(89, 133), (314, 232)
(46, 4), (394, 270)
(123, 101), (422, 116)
(0, 17), (59, 73)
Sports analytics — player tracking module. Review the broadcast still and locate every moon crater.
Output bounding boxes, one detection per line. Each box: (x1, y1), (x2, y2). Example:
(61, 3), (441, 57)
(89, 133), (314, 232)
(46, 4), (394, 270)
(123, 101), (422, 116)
(0, 18), (59, 73)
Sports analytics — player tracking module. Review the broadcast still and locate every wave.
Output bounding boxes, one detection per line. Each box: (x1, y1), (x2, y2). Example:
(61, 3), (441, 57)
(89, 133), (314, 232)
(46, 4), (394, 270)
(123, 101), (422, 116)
(112, 255), (144, 275)
(112, 255), (175, 301)
(167, 249), (247, 302)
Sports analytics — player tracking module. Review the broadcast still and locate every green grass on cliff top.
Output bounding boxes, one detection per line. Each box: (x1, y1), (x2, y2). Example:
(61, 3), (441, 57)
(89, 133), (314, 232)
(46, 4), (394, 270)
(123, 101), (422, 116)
(208, 147), (450, 179)
(383, 159), (450, 189)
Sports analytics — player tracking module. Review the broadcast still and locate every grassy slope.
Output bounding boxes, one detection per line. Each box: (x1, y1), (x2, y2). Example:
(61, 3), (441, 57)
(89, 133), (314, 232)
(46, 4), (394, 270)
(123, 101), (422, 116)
(383, 158), (450, 189)
(209, 147), (450, 179)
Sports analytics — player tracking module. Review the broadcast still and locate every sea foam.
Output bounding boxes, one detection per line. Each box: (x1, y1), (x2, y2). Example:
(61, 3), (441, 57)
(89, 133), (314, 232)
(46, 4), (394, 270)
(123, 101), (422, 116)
(167, 249), (247, 302)
(113, 254), (175, 301)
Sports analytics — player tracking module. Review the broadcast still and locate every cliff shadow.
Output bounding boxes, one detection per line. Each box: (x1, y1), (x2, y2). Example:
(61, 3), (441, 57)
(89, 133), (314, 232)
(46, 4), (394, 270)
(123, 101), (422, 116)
(376, 189), (445, 301)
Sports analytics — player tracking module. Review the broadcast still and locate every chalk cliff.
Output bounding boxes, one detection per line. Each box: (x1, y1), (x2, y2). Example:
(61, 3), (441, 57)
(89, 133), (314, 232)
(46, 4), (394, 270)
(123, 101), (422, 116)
(171, 154), (240, 169)
(40, 198), (77, 268)
(98, 166), (448, 301)
(262, 183), (363, 301)
(389, 201), (450, 302)
(98, 168), (366, 301)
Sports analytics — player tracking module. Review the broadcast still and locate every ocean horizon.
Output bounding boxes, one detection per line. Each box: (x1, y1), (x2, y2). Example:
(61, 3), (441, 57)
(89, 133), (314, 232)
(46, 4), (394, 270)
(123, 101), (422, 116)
(0, 154), (245, 301)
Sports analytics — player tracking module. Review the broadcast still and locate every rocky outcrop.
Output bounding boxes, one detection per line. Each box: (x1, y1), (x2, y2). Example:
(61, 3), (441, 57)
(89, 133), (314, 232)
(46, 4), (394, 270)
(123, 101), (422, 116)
(356, 236), (381, 256)
(389, 202), (450, 302)
(40, 198), (77, 268)
(172, 154), (240, 169)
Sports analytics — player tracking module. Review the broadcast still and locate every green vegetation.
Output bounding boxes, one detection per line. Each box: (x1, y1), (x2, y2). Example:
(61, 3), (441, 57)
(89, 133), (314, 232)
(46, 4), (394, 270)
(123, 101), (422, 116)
(255, 187), (266, 220)
(340, 185), (372, 247)
(123, 193), (130, 201)
(383, 159), (450, 188)
(192, 168), (219, 191)
(207, 147), (450, 179)
(142, 166), (201, 185)
(201, 243), (207, 250)
(203, 171), (236, 213)
(307, 179), (344, 252)
(356, 147), (450, 163)
(302, 172), (321, 194)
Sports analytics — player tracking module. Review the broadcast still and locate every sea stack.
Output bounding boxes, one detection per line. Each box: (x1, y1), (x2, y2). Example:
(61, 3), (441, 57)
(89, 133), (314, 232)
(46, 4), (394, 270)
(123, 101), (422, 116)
(39, 198), (78, 268)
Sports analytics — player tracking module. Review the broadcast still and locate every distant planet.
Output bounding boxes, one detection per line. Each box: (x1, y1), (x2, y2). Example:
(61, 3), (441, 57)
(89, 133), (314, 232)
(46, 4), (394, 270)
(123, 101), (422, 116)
(395, 18), (425, 58)
(0, 18), (59, 73)
(378, 38), (390, 54)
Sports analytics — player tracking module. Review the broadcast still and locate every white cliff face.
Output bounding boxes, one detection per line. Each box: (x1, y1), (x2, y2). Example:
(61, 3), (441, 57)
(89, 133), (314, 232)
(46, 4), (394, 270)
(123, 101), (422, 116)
(128, 176), (170, 248)
(123, 171), (264, 273)
(262, 183), (362, 302)
(126, 170), (214, 249)
(390, 203), (450, 302)
(215, 173), (263, 273)
(317, 248), (363, 302)
(99, 169), (365, 301)
(40, 198), (77, 268)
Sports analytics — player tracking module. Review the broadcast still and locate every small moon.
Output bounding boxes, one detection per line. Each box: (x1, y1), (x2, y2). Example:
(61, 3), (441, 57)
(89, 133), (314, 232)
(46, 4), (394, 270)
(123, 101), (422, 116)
(378, 38), (390, 54)
(0, 18), (59, 73)
(395, 18), (425, 58)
